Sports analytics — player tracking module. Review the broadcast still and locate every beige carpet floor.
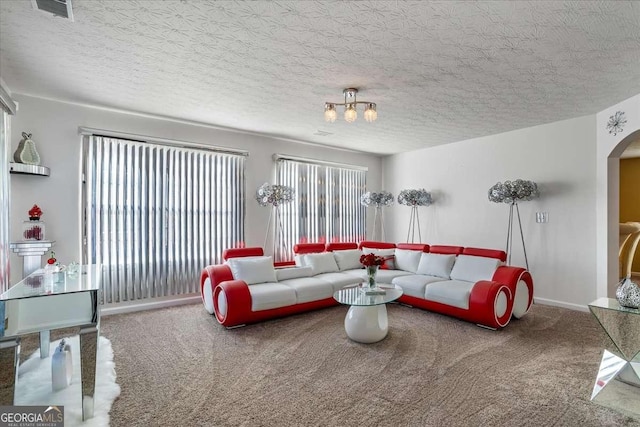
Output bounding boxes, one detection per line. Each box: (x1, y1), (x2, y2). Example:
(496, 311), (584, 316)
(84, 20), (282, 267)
(97, 302), (640, 427)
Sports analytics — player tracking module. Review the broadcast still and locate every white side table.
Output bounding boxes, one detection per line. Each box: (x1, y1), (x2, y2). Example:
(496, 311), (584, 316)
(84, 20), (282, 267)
(0, 265), (101, 421)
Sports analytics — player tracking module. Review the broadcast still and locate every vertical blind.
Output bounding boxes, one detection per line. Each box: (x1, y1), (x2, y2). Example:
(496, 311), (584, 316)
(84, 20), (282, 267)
(276, 158), (366, 262)
(83, 135), (245, 304)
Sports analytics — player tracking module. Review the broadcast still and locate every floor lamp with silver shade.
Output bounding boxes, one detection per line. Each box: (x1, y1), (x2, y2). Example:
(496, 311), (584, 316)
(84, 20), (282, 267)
(397, 189), (433, 243)
(256, 183), (295, 262)
(361, 191), (394, 242)
(488, 179), (539, 269)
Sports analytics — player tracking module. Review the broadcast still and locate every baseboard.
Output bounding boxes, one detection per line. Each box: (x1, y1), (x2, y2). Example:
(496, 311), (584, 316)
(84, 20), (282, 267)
(99, 294), (590, 316)
(533, 297), (589, 313)
(101, 294), (201, 316)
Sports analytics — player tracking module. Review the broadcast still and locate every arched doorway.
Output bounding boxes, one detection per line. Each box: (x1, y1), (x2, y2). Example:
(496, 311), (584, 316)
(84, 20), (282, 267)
(603, 128), (640, 298)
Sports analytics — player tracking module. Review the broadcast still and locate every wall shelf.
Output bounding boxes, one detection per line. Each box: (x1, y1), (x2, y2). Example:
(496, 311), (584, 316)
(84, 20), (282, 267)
(9, 162), (50, 176)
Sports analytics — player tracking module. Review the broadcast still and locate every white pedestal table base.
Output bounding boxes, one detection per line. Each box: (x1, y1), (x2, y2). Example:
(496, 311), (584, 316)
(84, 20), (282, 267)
(344, 304), (389, 343)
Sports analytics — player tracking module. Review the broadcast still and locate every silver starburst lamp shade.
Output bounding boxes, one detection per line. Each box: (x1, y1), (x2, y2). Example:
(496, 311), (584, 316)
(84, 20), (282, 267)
(488, 179), (539, 204)
(360, 191), (394, 207)
(488, 179), (539, 269)
(256, 183), (295, 207)
(397, 189), (433, 243)
(256, 183), (295, 261)
(397, 189), (432, 206)
(361, 191), (393, 242)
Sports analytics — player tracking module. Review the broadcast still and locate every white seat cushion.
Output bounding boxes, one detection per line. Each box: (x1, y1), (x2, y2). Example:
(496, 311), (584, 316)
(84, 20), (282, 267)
(227, 256), (277, 285)
(392, 274), (444, 299)
(278, 277), (334, 304)
(449, 255), (500, 283)
(332, 249), (363, 271)
(341, 268), (367, 280)
(416, 253), (456, 279)
(424, 280), (475, 310)
(394, 249), (422, 273)
(248, 282), (297, 311)
(304, 252), (340, 275)
(314, 272), (362, 292)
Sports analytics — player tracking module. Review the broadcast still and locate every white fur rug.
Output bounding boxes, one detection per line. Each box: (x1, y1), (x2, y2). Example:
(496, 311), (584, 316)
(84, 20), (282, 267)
(15, 335), (121, 426)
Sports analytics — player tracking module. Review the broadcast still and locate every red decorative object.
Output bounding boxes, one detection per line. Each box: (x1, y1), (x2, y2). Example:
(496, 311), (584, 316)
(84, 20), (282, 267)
(359, 253), (384, 267)
(28, 204), (43, 220)
(23, 224), (43, 240)
(47, 250), (57, 265)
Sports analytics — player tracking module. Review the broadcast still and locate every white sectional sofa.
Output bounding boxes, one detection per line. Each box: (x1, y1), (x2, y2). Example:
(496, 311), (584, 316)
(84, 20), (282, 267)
(200, 242), (534, 330)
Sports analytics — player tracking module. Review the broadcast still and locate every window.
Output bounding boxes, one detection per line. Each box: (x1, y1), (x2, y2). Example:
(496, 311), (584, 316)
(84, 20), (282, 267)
(82, 134), (245, 304)
(275, 156), (366, 261)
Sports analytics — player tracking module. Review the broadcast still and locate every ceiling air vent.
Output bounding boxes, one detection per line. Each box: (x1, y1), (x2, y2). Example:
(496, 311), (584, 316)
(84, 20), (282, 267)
(31, 0), (74, 21)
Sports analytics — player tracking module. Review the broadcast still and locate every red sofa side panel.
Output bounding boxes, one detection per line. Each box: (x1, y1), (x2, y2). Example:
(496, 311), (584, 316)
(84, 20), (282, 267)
(399, 280), (512, 329)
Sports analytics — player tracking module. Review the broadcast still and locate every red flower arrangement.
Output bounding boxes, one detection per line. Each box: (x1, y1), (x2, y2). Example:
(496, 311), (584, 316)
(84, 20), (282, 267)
(360, 253), (385, 267)
(29, 204), (43, 220)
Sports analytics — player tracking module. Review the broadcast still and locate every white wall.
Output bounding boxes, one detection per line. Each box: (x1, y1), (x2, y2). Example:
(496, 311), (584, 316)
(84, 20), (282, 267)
(8, 95), (382, 285)
(383, 115), (597, 309)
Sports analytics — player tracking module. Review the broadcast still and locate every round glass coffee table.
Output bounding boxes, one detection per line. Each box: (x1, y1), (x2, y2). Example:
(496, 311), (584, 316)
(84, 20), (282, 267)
(333, 284), (403, 343)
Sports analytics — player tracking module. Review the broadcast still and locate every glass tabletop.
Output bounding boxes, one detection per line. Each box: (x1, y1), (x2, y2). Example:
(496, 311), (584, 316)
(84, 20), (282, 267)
(588, 297), (640, 315)
(333, 284), (403, 306)
(588, 297), (640, 362)
(1, 264), (101, 301)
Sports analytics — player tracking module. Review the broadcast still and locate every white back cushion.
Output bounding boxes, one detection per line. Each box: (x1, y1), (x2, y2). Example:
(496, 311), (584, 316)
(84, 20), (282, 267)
(416, 253), (456, 279)
(394, 249), (422, 273)
(332, 249), (363, 271)
(449, 255), (500, 283)
(275, 266), (313, 281)
(294, 254), (307, 267)
(305, 252), (340, 275)
(361, 247), (395, 257)
(227, 256), (277, 285)
(361, 248), (396, 269)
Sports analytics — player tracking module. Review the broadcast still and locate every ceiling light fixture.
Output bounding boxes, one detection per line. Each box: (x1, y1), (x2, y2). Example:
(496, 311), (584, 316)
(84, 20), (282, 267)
(324, 88), (377, 123)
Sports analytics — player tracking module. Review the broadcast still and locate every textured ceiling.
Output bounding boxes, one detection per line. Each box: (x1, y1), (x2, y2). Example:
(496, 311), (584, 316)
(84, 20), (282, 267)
(1, 1), (639, 155)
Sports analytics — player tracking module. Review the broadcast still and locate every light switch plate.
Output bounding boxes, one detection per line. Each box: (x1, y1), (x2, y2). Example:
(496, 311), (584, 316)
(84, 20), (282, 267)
(536, 212), (548, 223)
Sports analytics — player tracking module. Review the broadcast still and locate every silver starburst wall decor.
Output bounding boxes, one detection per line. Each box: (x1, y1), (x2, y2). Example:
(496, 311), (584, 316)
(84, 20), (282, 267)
(606, 111), (627, 136)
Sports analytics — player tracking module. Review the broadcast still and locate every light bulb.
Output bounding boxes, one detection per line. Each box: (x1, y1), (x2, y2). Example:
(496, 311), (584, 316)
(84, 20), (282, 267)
(364, 103), (377, 123)
(324, 103), (336, 122)
(344, 104), (357, 123)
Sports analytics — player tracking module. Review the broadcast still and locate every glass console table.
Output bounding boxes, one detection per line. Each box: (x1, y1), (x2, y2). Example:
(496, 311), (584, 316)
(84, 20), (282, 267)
(333, 284), (403, 343)
(588, 297), (640, 418)
(0, 265), (101, 421)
